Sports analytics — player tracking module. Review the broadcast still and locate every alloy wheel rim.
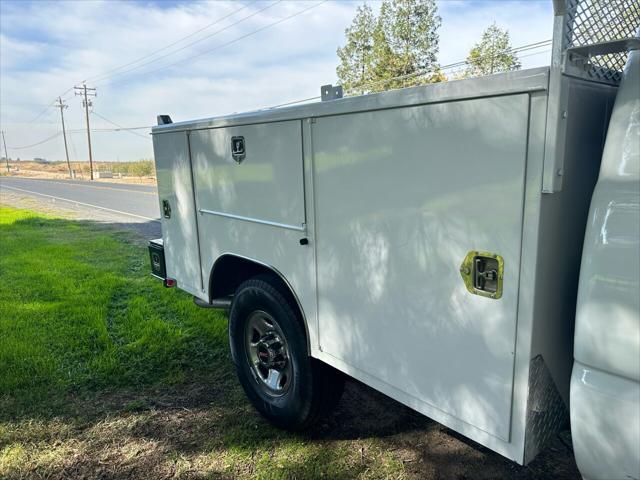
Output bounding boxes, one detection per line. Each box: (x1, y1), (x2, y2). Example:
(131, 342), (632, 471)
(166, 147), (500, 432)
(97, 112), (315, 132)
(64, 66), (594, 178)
(245, 310), (292, 396)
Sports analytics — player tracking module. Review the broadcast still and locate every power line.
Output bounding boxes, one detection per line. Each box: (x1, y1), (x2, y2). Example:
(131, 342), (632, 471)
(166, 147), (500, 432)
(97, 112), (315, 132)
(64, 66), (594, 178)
(264, 39), (552, 110)
(0, 121), (59, 126)
(44, 0), (314, 115)
(101, 0), (327, 88)
(267, 95), (321, 109)
(12, 32), (550, 156)
(15, 86), (76, 126)
(16, 0), (323, 130)
(22, 86), (76, 125)
(18, 3), (272, 119)
(86, 1), (259, 84)
(10, 125), (152, 135)
(4, 122), (154, 152)
(76, 126), (153, 132)
(86, 38), (551, 120)
(23, 102), (57, 125)
(91, 111), (150, 139)
(347, 38), (552, 93)
(434, 39), (551, 72)
(508, 48), (551, 62)
(0, 102), (58, 107)
(9, 132), (62, 150)
(93, 1), (282, 86)
(86, 126), (153, 132)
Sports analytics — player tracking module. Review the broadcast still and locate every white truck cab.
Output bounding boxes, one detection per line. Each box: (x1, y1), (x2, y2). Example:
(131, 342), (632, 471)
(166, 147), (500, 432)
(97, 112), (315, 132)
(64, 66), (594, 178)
(571, 45), (640, 480)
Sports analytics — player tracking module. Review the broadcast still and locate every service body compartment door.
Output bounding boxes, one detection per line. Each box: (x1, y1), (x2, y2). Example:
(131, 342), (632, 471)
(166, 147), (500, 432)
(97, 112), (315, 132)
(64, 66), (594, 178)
(189, 120), (310, 311)
(313, 94), (529, 440)
(189, 121), (305, 229)
(153, 131), (202, 296)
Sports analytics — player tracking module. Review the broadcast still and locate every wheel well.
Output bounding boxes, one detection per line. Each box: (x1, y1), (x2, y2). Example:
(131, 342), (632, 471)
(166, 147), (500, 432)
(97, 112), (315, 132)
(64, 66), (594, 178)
(209, 255), (271, 300)
(209, 255), (308, 345)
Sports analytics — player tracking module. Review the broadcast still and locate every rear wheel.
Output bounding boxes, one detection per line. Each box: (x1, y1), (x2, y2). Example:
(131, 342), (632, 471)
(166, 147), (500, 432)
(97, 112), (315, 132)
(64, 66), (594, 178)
(229, 274), (344, 430)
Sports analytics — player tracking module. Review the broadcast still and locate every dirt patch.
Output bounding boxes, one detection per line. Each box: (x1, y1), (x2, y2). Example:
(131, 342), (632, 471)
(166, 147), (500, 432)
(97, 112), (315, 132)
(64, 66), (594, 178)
(0, 379), (580, 480)
(318, 380), (579, 480)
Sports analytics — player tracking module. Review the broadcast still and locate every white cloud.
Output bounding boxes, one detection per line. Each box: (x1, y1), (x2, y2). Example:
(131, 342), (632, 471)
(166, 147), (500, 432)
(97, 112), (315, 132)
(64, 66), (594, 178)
(0, 0), (552, 162)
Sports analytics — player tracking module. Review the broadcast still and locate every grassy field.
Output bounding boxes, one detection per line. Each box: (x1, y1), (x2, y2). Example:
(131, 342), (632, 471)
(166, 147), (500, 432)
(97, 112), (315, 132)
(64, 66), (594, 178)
(0, 206), (408, 479)
(1, 160), (156, 185)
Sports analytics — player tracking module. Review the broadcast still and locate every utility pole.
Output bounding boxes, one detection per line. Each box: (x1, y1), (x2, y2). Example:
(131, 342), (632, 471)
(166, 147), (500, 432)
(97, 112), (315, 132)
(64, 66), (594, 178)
(74, 83), (97, 180)
(1, 131), (8, 173)
(54, 97), (72, 178)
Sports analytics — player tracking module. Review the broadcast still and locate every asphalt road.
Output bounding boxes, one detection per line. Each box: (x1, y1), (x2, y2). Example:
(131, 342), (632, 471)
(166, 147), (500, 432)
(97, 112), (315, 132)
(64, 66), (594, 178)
(0, 176), (160, 222)
(0, 176), (162, 238)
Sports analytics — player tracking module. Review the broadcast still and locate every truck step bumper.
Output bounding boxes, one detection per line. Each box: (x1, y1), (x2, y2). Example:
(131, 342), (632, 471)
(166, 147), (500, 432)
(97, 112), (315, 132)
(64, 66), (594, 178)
(193, 296), (232, 310)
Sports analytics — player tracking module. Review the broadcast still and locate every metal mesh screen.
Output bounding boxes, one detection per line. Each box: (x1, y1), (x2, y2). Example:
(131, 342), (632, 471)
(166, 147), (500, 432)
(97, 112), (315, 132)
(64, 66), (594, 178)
(564, 0), (640, 83)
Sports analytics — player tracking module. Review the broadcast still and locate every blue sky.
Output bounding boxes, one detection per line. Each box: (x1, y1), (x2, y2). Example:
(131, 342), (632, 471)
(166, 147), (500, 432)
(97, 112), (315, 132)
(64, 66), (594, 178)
(0, 0), (552, 162)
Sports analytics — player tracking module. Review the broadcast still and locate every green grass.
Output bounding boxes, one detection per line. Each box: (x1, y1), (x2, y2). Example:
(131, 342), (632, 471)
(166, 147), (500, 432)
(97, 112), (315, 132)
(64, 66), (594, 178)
(0, 206), (407, 479)
(0, 206), (228, 414)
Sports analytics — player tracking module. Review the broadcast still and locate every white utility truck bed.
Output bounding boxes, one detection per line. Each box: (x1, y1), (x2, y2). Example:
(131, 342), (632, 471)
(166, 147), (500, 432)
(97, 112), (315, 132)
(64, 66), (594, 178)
(149, 0), (639, 468)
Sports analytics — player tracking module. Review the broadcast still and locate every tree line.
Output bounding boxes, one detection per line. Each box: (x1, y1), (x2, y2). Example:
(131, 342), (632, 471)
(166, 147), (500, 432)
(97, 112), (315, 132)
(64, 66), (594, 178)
(336, 0), (520, 94)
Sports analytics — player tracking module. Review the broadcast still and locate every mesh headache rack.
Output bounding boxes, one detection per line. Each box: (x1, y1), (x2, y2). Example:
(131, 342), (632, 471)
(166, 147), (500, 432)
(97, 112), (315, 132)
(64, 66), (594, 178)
(543, 0), (639, 194)
(560, 0), (640, 84)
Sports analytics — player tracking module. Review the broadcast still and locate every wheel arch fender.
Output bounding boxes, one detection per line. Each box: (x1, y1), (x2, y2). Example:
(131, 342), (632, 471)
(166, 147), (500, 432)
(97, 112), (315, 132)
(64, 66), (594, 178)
(208, 253), (311, 353)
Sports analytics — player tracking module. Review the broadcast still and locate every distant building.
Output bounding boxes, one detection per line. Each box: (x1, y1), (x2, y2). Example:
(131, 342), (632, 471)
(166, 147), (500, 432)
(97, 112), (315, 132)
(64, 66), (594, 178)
(33, 157), (49, 164)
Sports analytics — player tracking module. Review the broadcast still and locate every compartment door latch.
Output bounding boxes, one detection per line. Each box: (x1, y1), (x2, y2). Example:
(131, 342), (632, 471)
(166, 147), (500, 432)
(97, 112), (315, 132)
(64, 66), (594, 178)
(162, 199), (171, 219)
(231, 136), (246, 163)
(459, 251), (504, 299)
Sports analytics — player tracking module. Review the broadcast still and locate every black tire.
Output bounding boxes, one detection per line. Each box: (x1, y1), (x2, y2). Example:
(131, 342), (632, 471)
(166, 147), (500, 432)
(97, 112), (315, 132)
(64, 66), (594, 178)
(229, 274), (344, 430)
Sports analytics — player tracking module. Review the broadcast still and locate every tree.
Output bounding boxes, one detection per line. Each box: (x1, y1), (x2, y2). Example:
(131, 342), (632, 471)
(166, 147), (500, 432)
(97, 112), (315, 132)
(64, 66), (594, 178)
(465, 23), (520, 78)
(336, 4), (377, 95)
(336, 0), (442, 94)
(373, 0), (441, 91)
